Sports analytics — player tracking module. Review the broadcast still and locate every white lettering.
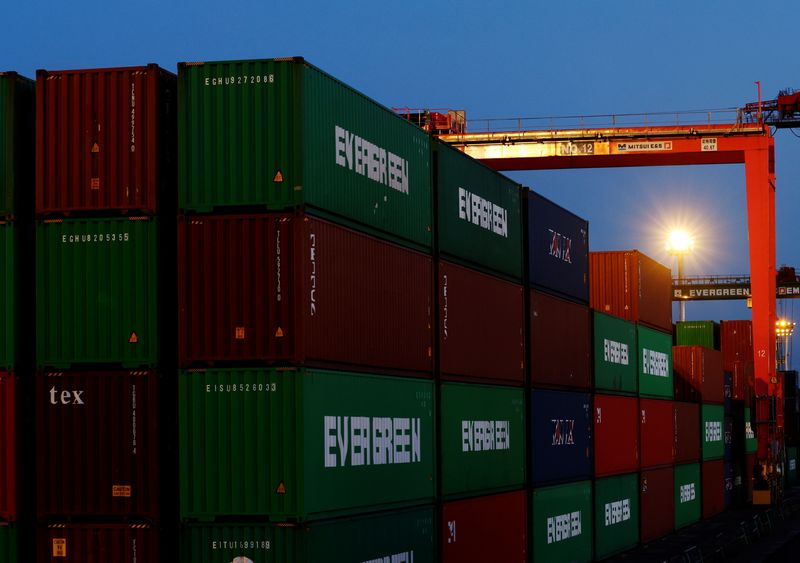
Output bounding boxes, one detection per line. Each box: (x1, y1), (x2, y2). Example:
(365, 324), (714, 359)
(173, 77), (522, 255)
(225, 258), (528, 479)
(603, 339), (629, 366)
(642, 348), (669, 377)
(457, 187), (508, 238)
(335, 125), (409, 194)
(547, 511), (582, 544)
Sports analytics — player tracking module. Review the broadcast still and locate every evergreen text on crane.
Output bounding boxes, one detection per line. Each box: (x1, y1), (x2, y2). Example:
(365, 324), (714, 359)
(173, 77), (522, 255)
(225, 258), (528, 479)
(335, 126), (409, 194)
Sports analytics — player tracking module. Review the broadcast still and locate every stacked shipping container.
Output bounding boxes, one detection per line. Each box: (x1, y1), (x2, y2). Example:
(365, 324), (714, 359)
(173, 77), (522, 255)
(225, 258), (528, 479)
(528, 192), (594, 562)
(1, 71), (34, 563)
(590, 249), (674, 549)
(176, 57), (443, 560)
(33, 64), (177, 560)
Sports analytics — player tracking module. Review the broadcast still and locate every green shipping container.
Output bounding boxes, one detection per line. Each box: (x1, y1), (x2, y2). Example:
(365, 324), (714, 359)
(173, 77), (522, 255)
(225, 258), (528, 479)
(593, 312), (637, 394)
(435, 141), (522, 280)
(701, 404), (725, 460)
(744, 407), (757, 454)
(0, 72), (34, 218)
(674, 463), (701, 529)
(440, 383), (525, 498)
(675, 320), (719, 349)
(637, 325), (673, 399)
(180, 506), (435, 563)
(36, 217), (160, 368)
(0, 524), (17, 563)
(594, 473), (639, 559)
(532, 480), (593, 563)
(0, 222), (15, 369)
(178, 58), (432, 248)
(179, 368), (435, 521)
(787, 447), (797, 486)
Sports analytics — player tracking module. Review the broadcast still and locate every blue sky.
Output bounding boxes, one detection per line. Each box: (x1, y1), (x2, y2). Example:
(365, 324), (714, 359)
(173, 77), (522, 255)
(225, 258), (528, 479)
(5, 1), (800, 365)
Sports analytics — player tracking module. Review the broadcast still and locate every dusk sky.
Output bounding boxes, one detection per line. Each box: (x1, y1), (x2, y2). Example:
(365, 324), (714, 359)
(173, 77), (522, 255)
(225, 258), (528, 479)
(5, 0), (800, 366)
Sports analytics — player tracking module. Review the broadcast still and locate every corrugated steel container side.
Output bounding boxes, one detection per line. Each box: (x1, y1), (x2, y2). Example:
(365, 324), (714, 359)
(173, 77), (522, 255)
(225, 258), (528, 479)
(724, 462), (734, 508)
(181, 506), (435, 563)
(436, 141), (523, 280)
(637, 325), (673, 399)
(674, 402), (700, 463)
(36, 217), (159, 368)
(594, 473), (639, 559)
(593, 311), (637, 395)
(640, 398), (674, 468)
(673, 346), (724, 404)
(674, 462), (702, 529)
(178, 58), (432, 248)
(0, 223), (16, 369)
(0, 373), (16, 521)
(745, 453), (755, 503)
(36, 66), (176, 215)
(589, 250), (672, 333)
(439, 261), (524, 384)
(640, 466), (674, 543)
(0, 523), (17, 563)
(37, 524), (158, 562)
(733, 360), (754, 402)
(720, 320), (752, 372)
(594, 394), (639, 477)
(526, 190), (589, 303)
(440, 383), (525, 498)
(36, 371), (159, 520)
(529, 289), (590, 390)
(179, 368), (435, 521)
(178, 213), (432, 374)
(675, 320), (720, 349)
(744, 408), (757, 454)
(531, 480), (592, 563)
(441, 490), (527, 563)
(0, 72), (35, 218)
(530, 389), (592, 485)
(702, 459), (725, 518)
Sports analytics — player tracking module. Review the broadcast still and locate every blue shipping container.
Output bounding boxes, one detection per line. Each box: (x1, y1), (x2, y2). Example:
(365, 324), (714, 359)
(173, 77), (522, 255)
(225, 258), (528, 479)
(530, 388), (593, 485)
(724, 372), (732, 415)
(526, 190), (589, 303)
(724, 462), (734, 509)
(724, 417), (733, 462)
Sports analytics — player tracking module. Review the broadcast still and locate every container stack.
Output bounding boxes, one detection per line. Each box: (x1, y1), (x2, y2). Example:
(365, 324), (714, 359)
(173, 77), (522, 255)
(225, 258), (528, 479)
(721, 320), (756, 505)
(433, 141), (527, 562)
(674, 321), (726, 519)
(176, 58), (437, 561)
(590, 250), (676, 545)
(1, 71), (34, 563)
(34, 65), (176, 560)
(528, 192), (593, 562)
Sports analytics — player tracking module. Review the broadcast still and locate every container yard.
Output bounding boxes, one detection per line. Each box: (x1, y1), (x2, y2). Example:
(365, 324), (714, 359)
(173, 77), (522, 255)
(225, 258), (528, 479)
(1, 53), (800, 563)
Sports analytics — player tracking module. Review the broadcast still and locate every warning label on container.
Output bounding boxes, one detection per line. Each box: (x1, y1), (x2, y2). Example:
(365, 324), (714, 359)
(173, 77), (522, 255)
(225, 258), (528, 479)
(701, 138), (718, 151)
(112, 485), (132, 497)
(615, 141), (673, 153)
(52, 539), (67, 557)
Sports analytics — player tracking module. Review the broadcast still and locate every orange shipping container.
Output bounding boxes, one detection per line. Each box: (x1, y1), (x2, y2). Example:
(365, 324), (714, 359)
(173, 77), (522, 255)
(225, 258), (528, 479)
(589, 250), (672, 333)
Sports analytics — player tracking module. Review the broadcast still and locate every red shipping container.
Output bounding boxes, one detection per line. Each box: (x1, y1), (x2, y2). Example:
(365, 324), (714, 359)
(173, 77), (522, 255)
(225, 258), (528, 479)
(594, 394), (639, 477)
(36, 371), (159, 520)
(439, 261), (524, 384)
(720, 320), (753, 373)
(0, 373), (15, 521)
(441, 490), (527, 563)
(589, 250), (672, 333)
(640, 397), (675, 469)
(640, 466), (674, 543)
(529, 289), (590, 389)
(673, 346), (724, 404)
(702, 459), (725, 518)
(38, 524), (159, 562)
(178, 214), (433, 374)
(732, 360), (755, 402)
(674, 402), (700, 463)
(36, 65), (176, 215)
